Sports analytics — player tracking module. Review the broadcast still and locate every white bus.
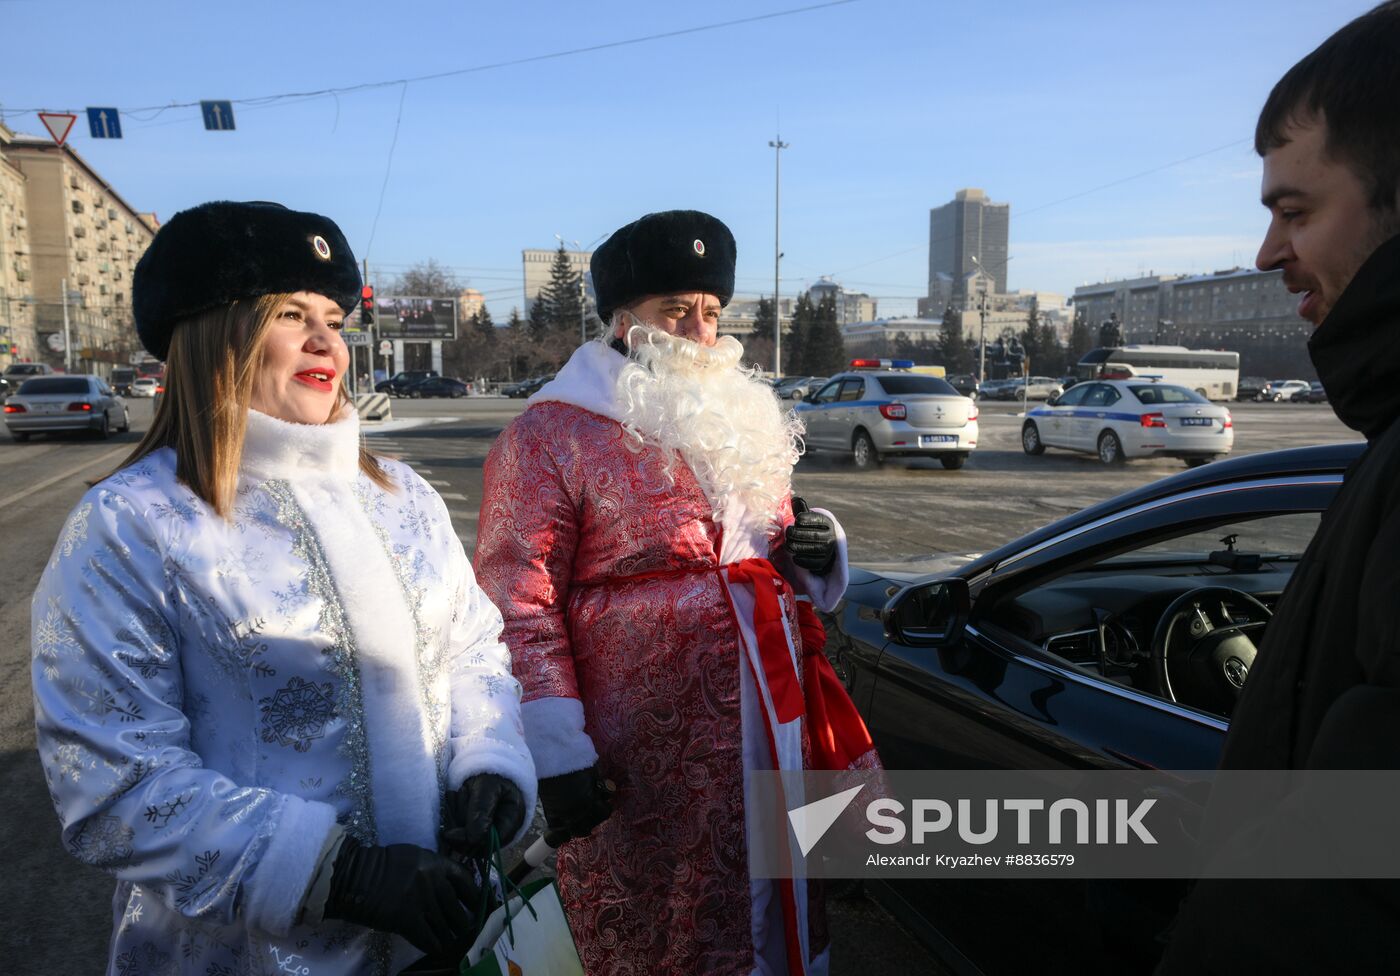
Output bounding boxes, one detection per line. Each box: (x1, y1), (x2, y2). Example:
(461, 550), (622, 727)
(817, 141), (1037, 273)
(1074, 345), (1240, 401)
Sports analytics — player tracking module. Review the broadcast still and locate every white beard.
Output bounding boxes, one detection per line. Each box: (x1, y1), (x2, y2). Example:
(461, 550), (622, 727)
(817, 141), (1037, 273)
(614, 325), (803, 532)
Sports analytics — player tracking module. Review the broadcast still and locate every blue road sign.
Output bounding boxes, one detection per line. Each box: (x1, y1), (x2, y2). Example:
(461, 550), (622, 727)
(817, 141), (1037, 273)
(200, 100), (236, 131)
(86, 107), (122, 139)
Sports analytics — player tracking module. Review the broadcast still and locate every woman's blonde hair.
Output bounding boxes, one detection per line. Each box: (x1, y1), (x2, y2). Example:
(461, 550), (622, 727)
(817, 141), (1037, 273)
(112, 293), (393, 516)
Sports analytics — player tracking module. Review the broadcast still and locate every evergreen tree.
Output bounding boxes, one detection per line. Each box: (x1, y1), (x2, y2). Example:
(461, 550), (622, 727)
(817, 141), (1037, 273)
(1067, 307), (1096, 373)
(542, 244), (583, 338)
(802, 292), (847, 376)
(528, 295), (551, 345)
(753, 297), (776, 348)
(937, 305), (971, 374)
(474, 304), (495, 336)
(786, 292), (815, 375)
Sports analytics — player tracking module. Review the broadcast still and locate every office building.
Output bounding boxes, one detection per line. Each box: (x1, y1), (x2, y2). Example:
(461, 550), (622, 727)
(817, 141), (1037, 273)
(928, 188), (1010, 307)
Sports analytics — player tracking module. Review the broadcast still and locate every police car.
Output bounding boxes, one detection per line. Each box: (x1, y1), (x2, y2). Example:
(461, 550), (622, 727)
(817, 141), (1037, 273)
(795, 359), (978, 470)
(1021, 377), (1233, 466)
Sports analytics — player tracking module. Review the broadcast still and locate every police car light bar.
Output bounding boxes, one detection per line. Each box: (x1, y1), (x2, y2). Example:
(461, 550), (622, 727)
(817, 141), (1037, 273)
(850, 359), (915, 370)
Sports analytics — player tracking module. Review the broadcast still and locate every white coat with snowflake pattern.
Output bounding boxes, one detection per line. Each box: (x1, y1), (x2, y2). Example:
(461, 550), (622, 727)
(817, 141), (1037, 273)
(31, 407), (536, 976)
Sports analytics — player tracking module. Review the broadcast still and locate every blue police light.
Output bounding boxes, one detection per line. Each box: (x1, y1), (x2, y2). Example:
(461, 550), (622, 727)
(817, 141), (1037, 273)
(888, 359), (915, 370)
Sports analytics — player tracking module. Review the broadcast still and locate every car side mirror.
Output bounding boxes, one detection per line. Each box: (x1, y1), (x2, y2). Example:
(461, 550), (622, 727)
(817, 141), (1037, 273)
(1046, 394), (1059, 406)
(882, 577), (970, 647)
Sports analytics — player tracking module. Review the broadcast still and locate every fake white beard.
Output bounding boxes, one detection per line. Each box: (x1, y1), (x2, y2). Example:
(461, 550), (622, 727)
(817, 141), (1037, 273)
(614, 324), (803, 531)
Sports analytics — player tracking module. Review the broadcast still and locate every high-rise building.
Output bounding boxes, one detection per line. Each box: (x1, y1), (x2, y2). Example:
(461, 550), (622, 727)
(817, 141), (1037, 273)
(928, 188), (1010, 308)
(808, 276), (878, 325)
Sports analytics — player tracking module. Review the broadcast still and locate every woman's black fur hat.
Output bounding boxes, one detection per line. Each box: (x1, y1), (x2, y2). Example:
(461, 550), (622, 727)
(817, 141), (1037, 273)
(590, 210), (736, 323)
(132, 200), (361, 360)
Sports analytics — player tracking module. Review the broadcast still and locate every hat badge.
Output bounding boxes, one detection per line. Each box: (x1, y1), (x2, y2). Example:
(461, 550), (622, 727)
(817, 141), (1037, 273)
(311, 235), (332, 261)
(693, 239), (706, 257)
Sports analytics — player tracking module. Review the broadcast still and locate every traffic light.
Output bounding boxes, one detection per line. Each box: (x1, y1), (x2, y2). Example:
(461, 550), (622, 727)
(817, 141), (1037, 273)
(361, 285), (375, 327)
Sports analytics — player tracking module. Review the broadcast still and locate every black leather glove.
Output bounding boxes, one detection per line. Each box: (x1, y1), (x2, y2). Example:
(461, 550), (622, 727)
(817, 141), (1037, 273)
(785, 497), (837, 575)
(538, 766), (614, 840)
(324, 836), (482, 956)
(442, 773), (527, 858)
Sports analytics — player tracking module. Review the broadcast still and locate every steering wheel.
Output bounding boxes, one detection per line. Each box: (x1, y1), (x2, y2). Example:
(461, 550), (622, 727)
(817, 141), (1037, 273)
(1151, 586), (1272, 714)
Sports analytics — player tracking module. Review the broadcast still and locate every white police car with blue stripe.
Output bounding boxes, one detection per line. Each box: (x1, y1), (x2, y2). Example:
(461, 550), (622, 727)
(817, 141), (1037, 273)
(1021, 378), (1233, 466)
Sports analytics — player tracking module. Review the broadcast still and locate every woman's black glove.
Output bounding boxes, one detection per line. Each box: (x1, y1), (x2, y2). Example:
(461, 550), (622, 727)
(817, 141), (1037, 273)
(324, 836), (481, 956)
(785, 497), (837, 575)
(538, 766), (614, 839)
(442, 773), (527, 858)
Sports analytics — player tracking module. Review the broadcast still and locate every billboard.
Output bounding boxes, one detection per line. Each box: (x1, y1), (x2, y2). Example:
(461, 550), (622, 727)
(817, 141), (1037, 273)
(372, 296), (458, 340)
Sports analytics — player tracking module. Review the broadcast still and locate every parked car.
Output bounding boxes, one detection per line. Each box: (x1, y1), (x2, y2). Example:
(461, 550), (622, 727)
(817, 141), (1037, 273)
(947, 374), (980, 398)
(503, 374), (554, 399)
(129, 377), (160, 398)
(975, 378), (1015, 401)
(375, 370), (439, 397)
(3, 362), (55, 391)
(1262, 379), (1311, 402)
(774, 375), (826, 400)
(4, 374), (131, 441)
(795, 360), (977, 470)
(1291, 381), (1328, 403)
(1236, 376), (1268, 401)
(406, 376), (470, 398)
(820, 440), (1362, 974)
(1022, 379), (1233, 466)
(1002, 375), (1064, 401)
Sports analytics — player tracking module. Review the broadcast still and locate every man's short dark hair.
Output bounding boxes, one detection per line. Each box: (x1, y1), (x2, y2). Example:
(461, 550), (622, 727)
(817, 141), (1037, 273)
(1255, 0), (1400, 213)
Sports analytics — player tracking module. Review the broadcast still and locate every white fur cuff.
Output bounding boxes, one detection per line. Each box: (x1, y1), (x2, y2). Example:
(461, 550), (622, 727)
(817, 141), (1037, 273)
(521, 696), (599, 778)
(244, 793), (339, 937)
(782, 507), (849, 612)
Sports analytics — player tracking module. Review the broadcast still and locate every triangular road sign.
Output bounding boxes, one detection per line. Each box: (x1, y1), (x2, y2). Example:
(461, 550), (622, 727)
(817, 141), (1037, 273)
(39, 112), (77, 146)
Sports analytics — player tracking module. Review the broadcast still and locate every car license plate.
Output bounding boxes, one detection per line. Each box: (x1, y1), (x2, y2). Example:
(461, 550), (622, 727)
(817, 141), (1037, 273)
(919, 435), (957, 445)
(36, 403), (61, 414)
(1180, 417), (1213, 426)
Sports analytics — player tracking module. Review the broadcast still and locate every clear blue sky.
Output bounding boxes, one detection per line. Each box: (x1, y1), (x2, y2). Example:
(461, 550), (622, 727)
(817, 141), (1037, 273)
(2, 0), (1375, 318)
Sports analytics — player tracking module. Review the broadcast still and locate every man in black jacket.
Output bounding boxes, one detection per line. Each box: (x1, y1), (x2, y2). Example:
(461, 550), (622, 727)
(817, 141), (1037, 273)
(1159, 2), (1400, 972)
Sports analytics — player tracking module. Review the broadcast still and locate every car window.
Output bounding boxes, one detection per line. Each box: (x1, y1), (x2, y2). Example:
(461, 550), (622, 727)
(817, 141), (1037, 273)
(1081, 384), (1114, 407)
(19, 377), (89, 395)
(1054, 384), (1091, 407)
(811, 380), (843, 404)
(1130, 384), (1206, 405)
(879, 375), (958, 396)
(838, 379), (865, 402)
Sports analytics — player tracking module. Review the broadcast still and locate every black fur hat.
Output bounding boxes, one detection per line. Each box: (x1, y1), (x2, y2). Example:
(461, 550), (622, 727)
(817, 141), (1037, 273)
(590, 210), (736, 323)
(132, 200), (361, 360)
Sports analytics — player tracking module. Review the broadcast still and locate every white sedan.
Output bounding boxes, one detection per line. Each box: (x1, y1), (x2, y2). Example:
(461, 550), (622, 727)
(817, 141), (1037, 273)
(1021, 379), (1233, 467)
(129, 377), (159, 398)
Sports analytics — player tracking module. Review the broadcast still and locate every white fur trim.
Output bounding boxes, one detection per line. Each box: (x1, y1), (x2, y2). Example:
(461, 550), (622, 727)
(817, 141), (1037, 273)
(520, 696), (599, 778)
(530, 340), (627, 423)
(244, 793), (339, 936)
(775, 508), (848, 613)
(290, 478), (439, 849)
(241, 406), (361, 481)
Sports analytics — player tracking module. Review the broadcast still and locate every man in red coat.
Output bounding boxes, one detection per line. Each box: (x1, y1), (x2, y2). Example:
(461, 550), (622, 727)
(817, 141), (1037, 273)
(475, 210), (878, 975)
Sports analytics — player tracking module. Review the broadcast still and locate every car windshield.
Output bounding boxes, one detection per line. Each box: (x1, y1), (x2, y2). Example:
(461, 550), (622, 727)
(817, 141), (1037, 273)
(879, 376), (958, 396)
(1129, 384), (1207, 405)
(19, 377), (89, 395)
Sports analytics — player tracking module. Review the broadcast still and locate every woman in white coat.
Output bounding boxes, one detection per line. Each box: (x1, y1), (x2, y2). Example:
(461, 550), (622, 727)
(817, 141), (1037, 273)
(31, 201), (535, 975)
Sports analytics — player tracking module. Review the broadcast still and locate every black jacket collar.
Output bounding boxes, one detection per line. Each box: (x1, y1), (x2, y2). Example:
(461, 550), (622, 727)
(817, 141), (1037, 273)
(1309, 234), (1400, 441)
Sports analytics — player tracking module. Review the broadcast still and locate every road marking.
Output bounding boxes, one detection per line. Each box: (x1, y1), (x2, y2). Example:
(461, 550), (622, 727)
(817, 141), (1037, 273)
(0, 441), (64, 466)
(427, 479), (450, 487)
(449, 509), (478, 521)
(440, 492), (468, 501)
(0, 445), (129, 512)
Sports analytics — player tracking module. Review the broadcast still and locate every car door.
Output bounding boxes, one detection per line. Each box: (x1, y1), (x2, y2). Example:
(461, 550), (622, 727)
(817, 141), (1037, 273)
(1040, 382), (1089, 446)
(1073, 383), (1122, 451)
(829, 378), (866, 449)
(799, 379), (845, 448)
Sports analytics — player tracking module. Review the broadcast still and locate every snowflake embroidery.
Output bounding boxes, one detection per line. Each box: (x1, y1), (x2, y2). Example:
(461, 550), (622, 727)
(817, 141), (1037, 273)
(477, 673), (514, 698)
(107, 462), (155, 488)
(398, 504), (432, 539)
(115, 941), (171, 976)
(120, 899), (143, 928)
(151, 500), (196, 523)
(69, 814), (134, 866)
(115, 607), (175, 680)
(66, 673), (145, 723)
(53, 502), (93, 562)
(53, 741), (97, 783)
(215, 545), (268, 586)
(164, 849), (222, 911)
(144, 792), (192, 828)
(272, 578), (311, 619)
(205, 965), (234, 976)
(259, 677), (336, 752)
(33, 598), (80, 681)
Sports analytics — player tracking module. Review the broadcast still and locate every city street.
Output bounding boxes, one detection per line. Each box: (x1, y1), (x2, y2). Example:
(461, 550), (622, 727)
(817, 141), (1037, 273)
(0, 394), (1355, 971)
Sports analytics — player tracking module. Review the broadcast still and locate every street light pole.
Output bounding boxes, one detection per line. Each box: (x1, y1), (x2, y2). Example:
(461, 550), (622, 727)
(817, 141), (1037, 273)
(768, 134), (788, 378)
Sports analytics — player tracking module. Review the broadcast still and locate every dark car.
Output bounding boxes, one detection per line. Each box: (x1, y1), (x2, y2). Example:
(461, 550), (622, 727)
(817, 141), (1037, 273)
(819, 441), (1362, 974)
(4, 374), (131, 441)
(947, 374), (980, 398)
(1236, 376), (1268, 401)
(1290, 381), (1327, 403)
(406, 376), (469, 398)
(504, 374), (554, 399)
(375, 370), (439, 397)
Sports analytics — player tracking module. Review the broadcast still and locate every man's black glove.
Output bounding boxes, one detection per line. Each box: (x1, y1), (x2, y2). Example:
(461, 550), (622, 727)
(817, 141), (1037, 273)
(538, 766), (614, 839)
(442, 773), (527, 858)
(324, 836), (482, 956)
(785, 497), (837, 575)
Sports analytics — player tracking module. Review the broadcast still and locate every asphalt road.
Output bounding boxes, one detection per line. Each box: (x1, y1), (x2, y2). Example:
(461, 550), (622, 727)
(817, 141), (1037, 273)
(0, 394), (1354, 973)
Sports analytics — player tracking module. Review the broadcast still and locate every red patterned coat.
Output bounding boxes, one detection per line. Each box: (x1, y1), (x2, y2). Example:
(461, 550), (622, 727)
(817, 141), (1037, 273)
(475, 383), (847, 975)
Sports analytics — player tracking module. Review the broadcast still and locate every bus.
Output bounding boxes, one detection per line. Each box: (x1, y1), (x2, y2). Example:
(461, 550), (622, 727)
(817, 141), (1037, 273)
(1074, 345), (1240, 401)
